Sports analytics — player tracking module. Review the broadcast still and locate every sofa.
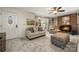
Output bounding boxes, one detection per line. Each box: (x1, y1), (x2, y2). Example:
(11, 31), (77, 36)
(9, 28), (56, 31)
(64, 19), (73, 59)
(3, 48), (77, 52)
(26, 26), (45, 40)
(51, 32), (70, 49)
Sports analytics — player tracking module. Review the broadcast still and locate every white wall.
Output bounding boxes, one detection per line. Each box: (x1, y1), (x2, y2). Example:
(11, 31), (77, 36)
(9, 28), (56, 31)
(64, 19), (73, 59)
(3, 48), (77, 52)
(0, 7), (35, 39)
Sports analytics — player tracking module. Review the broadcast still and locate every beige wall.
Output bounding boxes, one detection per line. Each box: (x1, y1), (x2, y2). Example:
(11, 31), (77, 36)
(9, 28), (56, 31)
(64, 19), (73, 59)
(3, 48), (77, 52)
(0, 7), (35, 39)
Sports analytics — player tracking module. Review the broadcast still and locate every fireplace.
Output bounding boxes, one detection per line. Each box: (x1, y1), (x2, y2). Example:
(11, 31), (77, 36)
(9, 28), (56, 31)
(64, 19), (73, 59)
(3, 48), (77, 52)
(59, 25), (72, 32)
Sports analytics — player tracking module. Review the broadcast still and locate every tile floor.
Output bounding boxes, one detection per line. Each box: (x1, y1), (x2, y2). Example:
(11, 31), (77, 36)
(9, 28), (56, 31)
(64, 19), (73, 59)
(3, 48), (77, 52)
(6, 34), (79, 52)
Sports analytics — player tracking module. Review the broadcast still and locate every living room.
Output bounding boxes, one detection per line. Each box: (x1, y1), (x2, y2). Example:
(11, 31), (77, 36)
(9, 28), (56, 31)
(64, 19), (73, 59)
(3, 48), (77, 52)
(0, 7), (79, 52)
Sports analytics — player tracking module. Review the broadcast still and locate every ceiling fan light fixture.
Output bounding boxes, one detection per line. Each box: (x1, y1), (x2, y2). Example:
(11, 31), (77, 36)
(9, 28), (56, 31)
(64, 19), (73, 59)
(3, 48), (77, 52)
(53, 11), (57, 14)
(48, 7), (65, 15)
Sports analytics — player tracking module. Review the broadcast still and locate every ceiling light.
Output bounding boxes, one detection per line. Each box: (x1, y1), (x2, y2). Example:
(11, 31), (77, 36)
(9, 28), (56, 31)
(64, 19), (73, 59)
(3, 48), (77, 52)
(53, 11), (57, 13)
(53, 11), (57, 15)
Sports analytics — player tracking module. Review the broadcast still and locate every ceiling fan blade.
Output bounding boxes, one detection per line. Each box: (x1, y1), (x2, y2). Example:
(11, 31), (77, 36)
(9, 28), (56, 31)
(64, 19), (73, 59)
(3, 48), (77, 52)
(48, 12), (53, 14)
(49, 9), (54, 12)
(58, 7), (62, 9)
(58, 10), (65, 12)
(53, 7), (57, 10)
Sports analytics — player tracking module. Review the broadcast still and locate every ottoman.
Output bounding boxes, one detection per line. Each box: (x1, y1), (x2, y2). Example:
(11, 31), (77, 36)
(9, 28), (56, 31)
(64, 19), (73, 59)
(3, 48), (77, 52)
(51, 32), (70, 49)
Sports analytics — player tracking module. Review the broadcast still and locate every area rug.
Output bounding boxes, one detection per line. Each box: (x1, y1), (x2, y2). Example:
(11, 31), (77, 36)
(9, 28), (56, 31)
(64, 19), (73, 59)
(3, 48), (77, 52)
(6, 36), (78, 52)
(64, 42), (77, 52)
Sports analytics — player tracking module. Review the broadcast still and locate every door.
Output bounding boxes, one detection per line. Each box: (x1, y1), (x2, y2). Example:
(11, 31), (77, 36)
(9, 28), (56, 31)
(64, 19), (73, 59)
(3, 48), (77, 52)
(2, 12), (18, 39)
(0, 12), (2, 32)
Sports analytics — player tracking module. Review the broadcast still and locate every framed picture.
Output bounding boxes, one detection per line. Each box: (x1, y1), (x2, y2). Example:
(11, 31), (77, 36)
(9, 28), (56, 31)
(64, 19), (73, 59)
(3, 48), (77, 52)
(27, 20), (35, 25)
(62, 16), (69, 25)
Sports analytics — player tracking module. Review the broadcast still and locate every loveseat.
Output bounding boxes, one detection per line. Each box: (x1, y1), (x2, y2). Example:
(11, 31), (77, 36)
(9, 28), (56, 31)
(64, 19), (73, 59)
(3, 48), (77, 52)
(26, 26), (45, 40)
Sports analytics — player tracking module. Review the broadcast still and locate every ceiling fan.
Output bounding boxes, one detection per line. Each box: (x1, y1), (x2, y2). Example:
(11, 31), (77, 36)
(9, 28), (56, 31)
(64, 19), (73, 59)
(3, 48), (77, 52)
(48, 7), (65, 15)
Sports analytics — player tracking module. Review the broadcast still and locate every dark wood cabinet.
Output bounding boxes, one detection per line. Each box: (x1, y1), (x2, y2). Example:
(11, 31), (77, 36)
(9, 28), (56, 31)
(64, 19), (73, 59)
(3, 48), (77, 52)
(0, 32), (6, 52)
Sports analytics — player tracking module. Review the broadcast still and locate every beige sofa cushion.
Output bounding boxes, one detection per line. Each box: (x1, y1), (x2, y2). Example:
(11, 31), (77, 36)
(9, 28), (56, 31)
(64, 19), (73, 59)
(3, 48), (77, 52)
(29, 31), (45, 36)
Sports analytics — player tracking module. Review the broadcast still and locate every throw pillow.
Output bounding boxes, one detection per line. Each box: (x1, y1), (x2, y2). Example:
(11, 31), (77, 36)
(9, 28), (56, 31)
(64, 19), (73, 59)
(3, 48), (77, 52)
(38, 27), (43, 31)
(33, 27), (38, 32)
(28, 27), (34, 33)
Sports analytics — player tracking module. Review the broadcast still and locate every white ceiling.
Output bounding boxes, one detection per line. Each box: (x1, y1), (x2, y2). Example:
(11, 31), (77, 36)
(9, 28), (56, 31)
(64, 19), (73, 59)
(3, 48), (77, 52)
(16, 7), (79, 17)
